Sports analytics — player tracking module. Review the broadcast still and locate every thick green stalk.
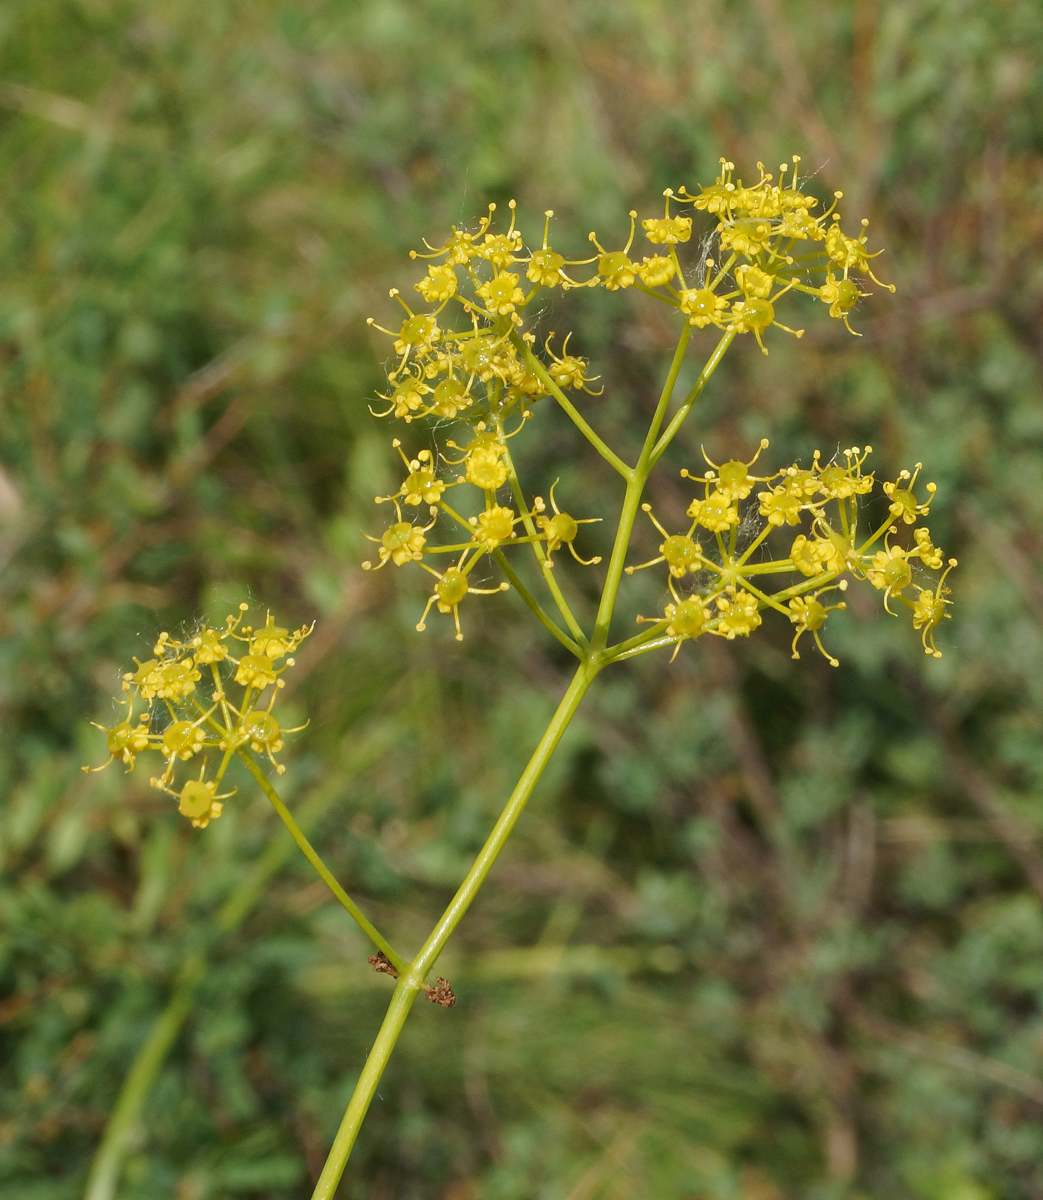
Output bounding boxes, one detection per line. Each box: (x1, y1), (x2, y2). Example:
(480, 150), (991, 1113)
(309, 981), (423, 1200)
(311, 659), (599, 1198)
(412, 660), (598, 976)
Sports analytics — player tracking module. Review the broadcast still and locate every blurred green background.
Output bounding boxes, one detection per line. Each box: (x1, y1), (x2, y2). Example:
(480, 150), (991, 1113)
(3, 1), (1043, 1197)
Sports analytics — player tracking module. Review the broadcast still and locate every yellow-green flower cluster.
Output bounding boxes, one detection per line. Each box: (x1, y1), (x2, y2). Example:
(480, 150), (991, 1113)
(364, 159), (897, 640)
(85, 607), (312, 826)
(369, 159), (890, 408)
(631, 446), (955, 663)
(361, 429), (602, 641)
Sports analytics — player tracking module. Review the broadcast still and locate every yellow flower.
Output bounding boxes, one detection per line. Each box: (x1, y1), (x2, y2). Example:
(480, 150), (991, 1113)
(687, 490), (739, 532)
(429, 375), (474, 418)
(912, 527), (944, 569)
(641, 215), (692, 244)
(720, 217), (775, 257)
(758, 486), (804, 526)
(411, 216), (491, 265)
(506, 359), (544, 400)
(381, 444), (447, 506)
(235, 654), (279, 690)
(478, 233), (522, 268)
(172, 773), (235, 829)
(416, 560), (509, 641)
(161, 719), (207, 763)
(129, 657), (201, 701)
(911, 559), (957, 658)
(883, 463), (936, 524)
(866, 541), (913, 613)
(402, 463), (446, 506)
(368, 292), (441, 359)
(84, 705), (153, 773)
(415, 264), (458, 303)
(825, 218), (895, 290)
(728, 295), (804, 356)
(464, 445), (509, 491)
(777, 207), (825, 240)
(778, 466), (820, 499)
(665, 597), (711, 639)
(373, 373), (428, 422)
(476, 271), (525, 316)
(637, 255), (676, 288)
(642, 192), (692, 245)
(790, 533), (844, 578)
(192, 627), (229, 664)
(524, 210), (595, 288)
(818, 271), (868, 334)
(544, 333), (601, 393)
(247, 614), (313, 659)
(471, 505), (518, 548)
(788, 584), (848, 666)
(734, 263), (774, 299)
(815, 446), (874, 499)
(686, 159), (740, 215)
(689, 439), (773, 501)
(589, 211), (638, 290)
(527, 248), (565, 287)
(626, 504), (703, 579)
(363, 501), (436, 569)
(534, 483), (601, 567)
(715, 589), (762, 639)
(457, 331), (514, 382)
(679, 288), (727, 328)
(238, 708), (307, 775)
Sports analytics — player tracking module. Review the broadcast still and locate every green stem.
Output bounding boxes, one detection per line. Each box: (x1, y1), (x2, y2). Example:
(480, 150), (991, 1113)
(603, 619), (671, 662)
(631, 279), (680, 307)
(82, 955), (205, 1200)
(83, 730), (399, 1200)
(589, 324), (695, 653)
(646, 323), (692, 448)
(311, 659), (599, 1198)
(605, 633), (681, 663)
(492, 548), (582, 657)
(413, 660), (597, 975)
(590, 473), (645, 653)
(512, 333), (631, 479)
(502, 443), (589, 648)
(237, 749), (406, 974)
(310, 981), (423, 1200)
(310, 318), (738, 1194)
(650, 329), (736, 466)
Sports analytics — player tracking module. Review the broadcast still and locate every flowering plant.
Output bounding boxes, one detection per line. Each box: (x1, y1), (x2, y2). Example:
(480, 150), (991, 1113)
(87, 158), (953, 1198)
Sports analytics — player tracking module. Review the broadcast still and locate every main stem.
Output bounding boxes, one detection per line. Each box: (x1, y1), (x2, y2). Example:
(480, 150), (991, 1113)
(310, 659), (599, 1200)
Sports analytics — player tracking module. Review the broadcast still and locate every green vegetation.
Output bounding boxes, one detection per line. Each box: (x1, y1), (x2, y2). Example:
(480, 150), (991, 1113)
(2, 2), (1043, 1198)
